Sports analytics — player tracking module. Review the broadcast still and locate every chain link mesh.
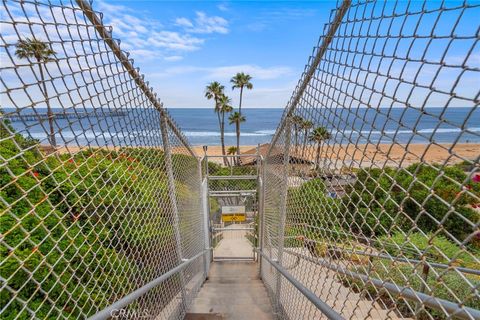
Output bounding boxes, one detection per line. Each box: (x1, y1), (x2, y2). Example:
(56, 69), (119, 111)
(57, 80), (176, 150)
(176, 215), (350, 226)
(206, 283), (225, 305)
(261, 1), (480, 319)
(2, 0), (480, 319)
(1, 1), (206, 319)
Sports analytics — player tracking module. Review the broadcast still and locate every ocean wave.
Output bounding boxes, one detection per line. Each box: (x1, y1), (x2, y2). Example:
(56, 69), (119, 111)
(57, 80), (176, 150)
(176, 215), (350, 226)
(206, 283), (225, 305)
(14, 127), (480, 141)
(340, 127), (480, 135)
(183, 130), (276, 137)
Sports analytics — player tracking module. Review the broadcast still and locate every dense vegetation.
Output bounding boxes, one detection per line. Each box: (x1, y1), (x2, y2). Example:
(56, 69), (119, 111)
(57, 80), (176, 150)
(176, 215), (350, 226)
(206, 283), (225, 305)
(345, 164), (480, 241)
(0, 123), (193, 318)
(288, 162), (480, 319)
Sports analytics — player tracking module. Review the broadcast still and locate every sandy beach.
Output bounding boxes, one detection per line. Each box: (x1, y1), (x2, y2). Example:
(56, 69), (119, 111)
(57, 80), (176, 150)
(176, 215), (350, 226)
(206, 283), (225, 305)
(192, 143), (479, 167)
(48, 143), (478, 168)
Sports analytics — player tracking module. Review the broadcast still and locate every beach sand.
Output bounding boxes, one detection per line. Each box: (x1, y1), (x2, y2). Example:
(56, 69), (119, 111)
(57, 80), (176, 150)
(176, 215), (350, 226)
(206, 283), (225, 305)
(191, 143), (479, 167)
(48, 143), (478, 168)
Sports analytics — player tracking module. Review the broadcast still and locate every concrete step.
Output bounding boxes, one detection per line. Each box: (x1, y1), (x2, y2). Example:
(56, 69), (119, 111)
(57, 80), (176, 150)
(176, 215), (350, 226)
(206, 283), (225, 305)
(200, 280), (265, 287)
(184, 313), (225, 320)
(192, 295), (272, 306)
(188, 304), (273, 320)
(188, 261), (274, 320)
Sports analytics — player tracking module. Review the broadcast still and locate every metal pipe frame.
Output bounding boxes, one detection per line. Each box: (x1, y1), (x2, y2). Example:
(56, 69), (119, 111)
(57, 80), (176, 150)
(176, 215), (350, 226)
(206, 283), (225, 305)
(206, 154), (259, 158)
(159, 112), (188, 313)
(258, 155), (266, 276)
(208, 189), (257, 193)
(255, 248), (344, 320)
(274, 119), (292, 315)
(203, 151), (215, 264)
(209, 193), (257, 197)
(341, 249), (480, 277)
(208, 175), (258, 180)
(283, 232), (480, 277)
(87, 250), (208, 320)
(212, 227), (255, 231)
(199, 157), (210, 280)
(282, 248), (480, 320)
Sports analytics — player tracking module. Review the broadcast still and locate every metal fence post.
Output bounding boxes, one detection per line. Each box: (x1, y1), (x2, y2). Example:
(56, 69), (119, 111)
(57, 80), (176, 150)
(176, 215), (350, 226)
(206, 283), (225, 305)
(159, 111), (188, 315)
(203, 146), (214, 263)
(258, 158), (266, 277)
(274, 117), (292, 315)
(199, 156), (210, 280)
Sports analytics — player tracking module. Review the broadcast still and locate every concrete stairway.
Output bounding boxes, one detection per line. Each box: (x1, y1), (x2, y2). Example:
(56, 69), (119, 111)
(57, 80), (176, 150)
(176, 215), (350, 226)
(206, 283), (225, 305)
(185, 261), (274, 320)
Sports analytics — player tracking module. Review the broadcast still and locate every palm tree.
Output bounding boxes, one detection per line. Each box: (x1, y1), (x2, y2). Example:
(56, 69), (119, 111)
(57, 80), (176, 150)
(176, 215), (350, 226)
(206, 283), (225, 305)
(309, 127), (331, 170)
(301, 120), (313, 158)
(206, 82), (228, 164)
(218, 94), (233, 165)
(227, 146), (238, 155)
(228, 111), (245, 165)
(15, 38), (57, 146)
(291, 115), (304, 150)
(230, 72), (253, 115)
(231, 72), (253, 157)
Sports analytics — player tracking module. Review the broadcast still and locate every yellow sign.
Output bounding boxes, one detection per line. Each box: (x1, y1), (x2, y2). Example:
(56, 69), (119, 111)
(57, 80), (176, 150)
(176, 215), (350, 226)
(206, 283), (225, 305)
(222, 213), (246, 222)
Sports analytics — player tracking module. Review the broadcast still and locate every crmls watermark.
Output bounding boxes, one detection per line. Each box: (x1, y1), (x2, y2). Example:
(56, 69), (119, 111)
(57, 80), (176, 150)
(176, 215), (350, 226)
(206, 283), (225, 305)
(110, 308), (150, 319)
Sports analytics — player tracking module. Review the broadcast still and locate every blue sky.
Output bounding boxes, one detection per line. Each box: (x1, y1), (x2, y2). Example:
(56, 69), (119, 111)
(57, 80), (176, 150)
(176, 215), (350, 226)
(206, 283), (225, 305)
(1, 1), (478, 111)
(93, 1), (339, 108)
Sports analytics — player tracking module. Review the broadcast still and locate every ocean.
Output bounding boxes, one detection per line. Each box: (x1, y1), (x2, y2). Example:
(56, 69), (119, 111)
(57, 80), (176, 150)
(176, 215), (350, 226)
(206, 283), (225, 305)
(3, 107), (480, 146)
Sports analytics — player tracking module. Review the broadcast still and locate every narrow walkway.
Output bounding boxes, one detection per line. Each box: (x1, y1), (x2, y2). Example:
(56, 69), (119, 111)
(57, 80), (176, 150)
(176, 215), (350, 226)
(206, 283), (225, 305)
(214, 224), (254, 259)
(185, 262), (274, 320)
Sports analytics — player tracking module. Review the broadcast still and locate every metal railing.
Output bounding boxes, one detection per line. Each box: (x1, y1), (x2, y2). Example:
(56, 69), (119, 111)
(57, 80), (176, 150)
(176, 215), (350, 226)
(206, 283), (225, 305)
(1, 1), (208, 319)
(260, 1), (480, 320)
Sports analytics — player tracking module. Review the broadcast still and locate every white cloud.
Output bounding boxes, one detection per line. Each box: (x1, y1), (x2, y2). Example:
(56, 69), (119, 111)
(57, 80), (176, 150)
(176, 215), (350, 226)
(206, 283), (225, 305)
(217, 3), (229, 12)
(164, 55), (184, 62)
(209, 65), (292, 80)
(175, 17), (194, 28)
(154, 64), (293, 80)
(94, 2), (224, 58)
(155, 83), (294, 108)
(176, 11), (229, 34)
(95, 1), (205, 55)
(148, 31), (203, 51)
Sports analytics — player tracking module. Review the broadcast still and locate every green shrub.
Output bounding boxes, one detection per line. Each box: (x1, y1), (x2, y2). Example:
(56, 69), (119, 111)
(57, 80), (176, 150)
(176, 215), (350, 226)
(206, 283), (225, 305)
(0, 131), (185, 318)
(341, 260), (480, 319)
(344, 163), (480, 241)
(287, 178), (346, 241)
(377, 232), (479, 269)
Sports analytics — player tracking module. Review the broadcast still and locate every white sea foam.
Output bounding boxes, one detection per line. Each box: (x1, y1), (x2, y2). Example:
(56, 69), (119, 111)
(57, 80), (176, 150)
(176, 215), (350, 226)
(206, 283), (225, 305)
(183, 130), (276, 137)
(18, 127), (480, 141)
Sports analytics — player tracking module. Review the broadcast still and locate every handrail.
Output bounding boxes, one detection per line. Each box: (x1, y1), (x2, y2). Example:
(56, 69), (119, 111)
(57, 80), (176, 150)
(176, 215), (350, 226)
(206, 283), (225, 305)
(87, 250), (207, 320)
(342, 249), (480, 277)
(282, 248), (480, 320)
(282, 233), (480, 277)
(255, 248), (345, 320)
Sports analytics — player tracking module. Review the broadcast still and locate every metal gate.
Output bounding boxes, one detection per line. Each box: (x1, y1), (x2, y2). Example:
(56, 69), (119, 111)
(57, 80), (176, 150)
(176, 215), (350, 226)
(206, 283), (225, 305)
(203, 152), (260, 261)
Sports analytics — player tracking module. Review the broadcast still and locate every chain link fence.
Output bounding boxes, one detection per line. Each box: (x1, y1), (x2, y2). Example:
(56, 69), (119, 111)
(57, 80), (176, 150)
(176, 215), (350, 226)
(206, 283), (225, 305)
(1, 1), (207, 319)
(261, 0), (480, 319)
